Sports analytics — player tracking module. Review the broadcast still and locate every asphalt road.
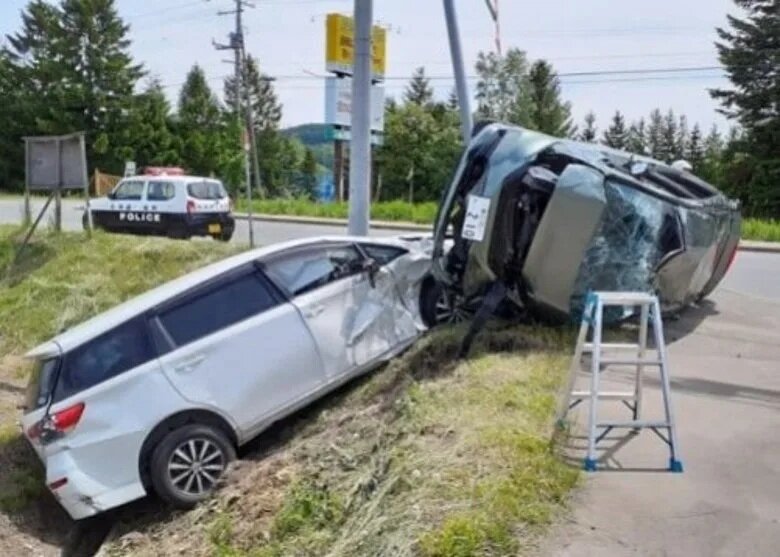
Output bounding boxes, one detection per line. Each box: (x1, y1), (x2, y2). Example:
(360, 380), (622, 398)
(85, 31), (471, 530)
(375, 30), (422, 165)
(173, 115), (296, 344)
(0, 197), (412, 245)
(1, 197), (778, 300)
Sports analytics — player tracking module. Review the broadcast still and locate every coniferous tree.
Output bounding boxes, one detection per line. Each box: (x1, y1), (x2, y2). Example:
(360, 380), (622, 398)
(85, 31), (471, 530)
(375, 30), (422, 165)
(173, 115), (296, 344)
(686, 123), (705, 170)
(526, 60), (574, 136)
(658, 109), (679, 162)
(579, 111), (598, 142)
(602, 110), (628, 149)
(117, 78), (180, 167)
(646, 109), (665, 160)
(676, 114), (690, 161)
(224, 55), (282, 133)
(404, 67), (434, 106)
(711, 0), (779, 215)
(446, 88), (459, 111)
(7, 0), (143, 172)
(626, 118), (648, 154)
(177, 65), (225, 176)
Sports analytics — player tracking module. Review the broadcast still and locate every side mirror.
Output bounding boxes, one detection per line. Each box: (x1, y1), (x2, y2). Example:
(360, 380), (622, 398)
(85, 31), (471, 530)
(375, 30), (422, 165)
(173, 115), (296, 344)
(362, 258), (380, 288)
(107, 192), (116, 200)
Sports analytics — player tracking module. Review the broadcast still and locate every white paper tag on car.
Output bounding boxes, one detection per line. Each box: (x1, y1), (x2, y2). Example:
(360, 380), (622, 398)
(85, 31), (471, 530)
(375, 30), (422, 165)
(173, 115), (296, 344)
(462, 195), (491, 242)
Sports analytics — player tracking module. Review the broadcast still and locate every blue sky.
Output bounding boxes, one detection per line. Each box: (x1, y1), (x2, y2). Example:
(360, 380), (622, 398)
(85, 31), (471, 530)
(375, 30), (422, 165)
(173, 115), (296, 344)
(1, 0), (738, 133)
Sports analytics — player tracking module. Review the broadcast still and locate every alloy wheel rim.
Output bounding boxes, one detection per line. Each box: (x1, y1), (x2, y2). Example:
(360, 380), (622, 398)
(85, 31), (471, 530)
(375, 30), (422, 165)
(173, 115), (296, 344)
(167, 438), (226, 496)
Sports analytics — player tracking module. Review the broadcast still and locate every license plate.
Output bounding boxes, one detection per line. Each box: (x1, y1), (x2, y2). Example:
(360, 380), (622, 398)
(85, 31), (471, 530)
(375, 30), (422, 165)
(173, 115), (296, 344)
(208, 223), (221, 234)
(462, 195), (491, 242)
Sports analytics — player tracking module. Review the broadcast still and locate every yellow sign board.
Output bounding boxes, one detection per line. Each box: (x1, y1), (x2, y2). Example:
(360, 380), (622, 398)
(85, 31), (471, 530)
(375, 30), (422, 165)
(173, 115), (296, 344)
(325, 13), (386, 79)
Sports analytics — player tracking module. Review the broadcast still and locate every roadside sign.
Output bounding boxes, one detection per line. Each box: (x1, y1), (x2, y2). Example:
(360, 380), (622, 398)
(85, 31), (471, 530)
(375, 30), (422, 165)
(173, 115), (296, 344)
(325, 13), (386, 80)
(325, 76), (385, 132)
(124, 161), (136, 177)
(24, 133), (88, 191)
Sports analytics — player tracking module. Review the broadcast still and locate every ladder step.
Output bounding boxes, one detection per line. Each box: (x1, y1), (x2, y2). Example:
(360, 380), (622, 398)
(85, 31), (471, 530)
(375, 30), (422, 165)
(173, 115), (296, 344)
(597, 420), (670, 428)
(583, 342), (641, 351)
(592, 291), (656, 305)
(599, 357), (663, 366)
(571, 390), (637, 400)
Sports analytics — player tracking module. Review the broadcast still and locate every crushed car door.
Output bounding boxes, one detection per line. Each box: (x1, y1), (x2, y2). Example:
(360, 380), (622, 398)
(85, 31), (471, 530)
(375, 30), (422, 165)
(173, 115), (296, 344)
(262, 244), (376, 380)
(349, 243), (422, 367)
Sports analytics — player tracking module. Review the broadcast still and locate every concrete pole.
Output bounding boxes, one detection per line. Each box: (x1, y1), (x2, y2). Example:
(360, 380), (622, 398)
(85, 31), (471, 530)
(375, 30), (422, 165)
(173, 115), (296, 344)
(443, 0), (473, 143)
(347, 0), (373, 236)
(235, 3), (255, 247)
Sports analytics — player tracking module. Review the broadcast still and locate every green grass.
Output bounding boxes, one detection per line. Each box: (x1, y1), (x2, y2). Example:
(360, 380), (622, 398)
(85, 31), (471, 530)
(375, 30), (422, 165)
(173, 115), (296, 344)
(238, 198), (438, 225)
(0, 225), (241, 355)
(179, 326), (579, 557)
(741, 218), (780, 242)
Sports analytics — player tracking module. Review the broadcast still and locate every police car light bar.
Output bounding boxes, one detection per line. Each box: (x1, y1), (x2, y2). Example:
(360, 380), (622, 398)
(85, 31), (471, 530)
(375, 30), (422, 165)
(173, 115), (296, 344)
(143, 167), (185, 177)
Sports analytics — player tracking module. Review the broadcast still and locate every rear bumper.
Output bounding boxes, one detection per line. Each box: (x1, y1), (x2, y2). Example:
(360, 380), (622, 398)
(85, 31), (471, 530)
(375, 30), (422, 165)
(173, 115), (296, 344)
(186, 213), (235, 236)
(43, 448), (146, 520)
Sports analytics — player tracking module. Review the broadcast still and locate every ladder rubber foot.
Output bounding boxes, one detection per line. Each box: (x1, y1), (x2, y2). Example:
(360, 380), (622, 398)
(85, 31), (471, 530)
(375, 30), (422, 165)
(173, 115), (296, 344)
(669, 459), (684, 473)
(584, 458), (598, 472)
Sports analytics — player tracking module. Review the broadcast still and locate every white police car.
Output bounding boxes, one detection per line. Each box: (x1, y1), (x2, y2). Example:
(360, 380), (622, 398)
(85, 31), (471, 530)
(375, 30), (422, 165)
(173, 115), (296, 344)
(85, 173), (235, 241)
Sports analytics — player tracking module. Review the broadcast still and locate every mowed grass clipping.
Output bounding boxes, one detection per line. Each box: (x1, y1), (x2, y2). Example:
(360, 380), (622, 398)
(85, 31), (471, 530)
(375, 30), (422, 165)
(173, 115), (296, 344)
(0, 225), (241, 356)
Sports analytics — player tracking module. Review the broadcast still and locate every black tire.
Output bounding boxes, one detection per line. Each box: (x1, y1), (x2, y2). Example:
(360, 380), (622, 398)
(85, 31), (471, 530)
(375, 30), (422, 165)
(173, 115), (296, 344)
(215, 228), (233, 242)
(149, 424), (236, 510)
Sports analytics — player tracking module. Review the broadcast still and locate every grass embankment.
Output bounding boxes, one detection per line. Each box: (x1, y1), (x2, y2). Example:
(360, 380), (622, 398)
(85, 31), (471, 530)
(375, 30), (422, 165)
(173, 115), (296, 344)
(0, 226), (240, 515)
(0, 225), (579, 556)
(107, 326), (578, 557)
(238, 198), (438, 226)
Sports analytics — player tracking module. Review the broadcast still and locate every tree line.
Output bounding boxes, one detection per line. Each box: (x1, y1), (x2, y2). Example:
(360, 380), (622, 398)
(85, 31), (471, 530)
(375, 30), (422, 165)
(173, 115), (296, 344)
(0, 0), (318, 197)
(378, 0), (777, 216)
(0, 0), (776, 216)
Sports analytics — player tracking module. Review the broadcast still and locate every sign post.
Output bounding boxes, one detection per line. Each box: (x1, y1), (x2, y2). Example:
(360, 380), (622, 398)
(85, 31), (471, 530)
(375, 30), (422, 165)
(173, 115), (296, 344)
(324, 10), (386, 227)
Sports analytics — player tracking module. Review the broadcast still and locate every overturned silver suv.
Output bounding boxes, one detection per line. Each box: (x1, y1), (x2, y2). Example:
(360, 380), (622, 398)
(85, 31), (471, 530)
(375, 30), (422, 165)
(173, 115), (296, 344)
(429, 123), (741, 323)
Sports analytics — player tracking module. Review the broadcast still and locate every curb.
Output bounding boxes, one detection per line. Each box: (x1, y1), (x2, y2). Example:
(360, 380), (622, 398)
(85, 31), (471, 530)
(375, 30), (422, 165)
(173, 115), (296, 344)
(737, 240), (780, 254)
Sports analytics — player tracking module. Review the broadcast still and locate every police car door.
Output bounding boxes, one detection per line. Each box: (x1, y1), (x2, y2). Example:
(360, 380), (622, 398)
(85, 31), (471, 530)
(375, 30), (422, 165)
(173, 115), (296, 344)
(144, 179), (176, 233)
(111, 179), (147, 231)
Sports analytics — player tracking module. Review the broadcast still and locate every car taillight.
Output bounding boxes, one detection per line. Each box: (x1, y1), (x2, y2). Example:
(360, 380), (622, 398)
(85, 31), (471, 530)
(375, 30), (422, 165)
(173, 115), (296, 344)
(27, 402), (85, 442)
(187, 200), (196, 214)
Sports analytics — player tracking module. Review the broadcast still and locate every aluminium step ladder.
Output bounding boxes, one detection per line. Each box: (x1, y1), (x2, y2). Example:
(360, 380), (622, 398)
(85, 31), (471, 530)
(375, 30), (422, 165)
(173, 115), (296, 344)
(557, 291), (683, 472)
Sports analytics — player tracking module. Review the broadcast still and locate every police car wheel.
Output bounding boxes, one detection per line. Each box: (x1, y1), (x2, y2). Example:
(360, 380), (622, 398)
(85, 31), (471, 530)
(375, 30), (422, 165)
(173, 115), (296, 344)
(215, 229), (233, 242)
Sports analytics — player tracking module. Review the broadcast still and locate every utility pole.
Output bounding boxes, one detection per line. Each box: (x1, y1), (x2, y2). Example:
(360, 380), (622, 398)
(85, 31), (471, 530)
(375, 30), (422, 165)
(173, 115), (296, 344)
(215, 0), (256, 247)
(347, 0), (373, 236)
(443, 0), (473, 143)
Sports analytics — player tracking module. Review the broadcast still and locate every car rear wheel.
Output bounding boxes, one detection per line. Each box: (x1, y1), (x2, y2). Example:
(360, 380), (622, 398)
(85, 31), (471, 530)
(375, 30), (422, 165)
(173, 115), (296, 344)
(214, 228), (233, 242)
(150, 424), (236, 509)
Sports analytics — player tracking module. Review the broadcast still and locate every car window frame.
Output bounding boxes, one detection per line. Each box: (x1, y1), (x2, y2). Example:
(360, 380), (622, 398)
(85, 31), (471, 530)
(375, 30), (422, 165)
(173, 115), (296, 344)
(145, 180), (177, 202)
(259, 242), (367, 299)
(112, 179), (147, 201)
(355, 243), (408, 266)
(151, 263), (285, 352)
(51, 316), (157, 404)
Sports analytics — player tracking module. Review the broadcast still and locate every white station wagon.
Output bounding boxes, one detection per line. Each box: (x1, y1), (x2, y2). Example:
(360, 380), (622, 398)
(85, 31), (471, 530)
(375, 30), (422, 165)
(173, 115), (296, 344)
(22, 236), (433, 519)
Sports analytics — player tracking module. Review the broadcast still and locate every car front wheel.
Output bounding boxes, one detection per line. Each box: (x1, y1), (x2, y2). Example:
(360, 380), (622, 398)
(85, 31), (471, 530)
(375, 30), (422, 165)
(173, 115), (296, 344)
(150, 424), (236, 509)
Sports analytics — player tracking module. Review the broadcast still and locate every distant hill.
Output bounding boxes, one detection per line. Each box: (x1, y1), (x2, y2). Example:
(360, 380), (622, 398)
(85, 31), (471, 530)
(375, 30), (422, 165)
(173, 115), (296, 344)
(283, 123), (331, 148)
(283, 123), (333, 172)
